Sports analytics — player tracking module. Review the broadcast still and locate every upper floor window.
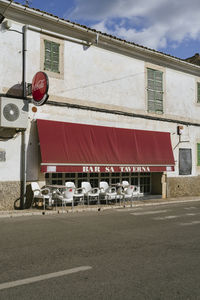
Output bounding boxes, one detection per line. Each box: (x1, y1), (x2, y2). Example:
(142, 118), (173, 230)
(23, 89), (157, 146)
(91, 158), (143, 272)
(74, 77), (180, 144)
(197, 82), (200, 103)
(147, 68), (163, 114)
(197, 143), (200, 166)
(44, 40), (60, 73)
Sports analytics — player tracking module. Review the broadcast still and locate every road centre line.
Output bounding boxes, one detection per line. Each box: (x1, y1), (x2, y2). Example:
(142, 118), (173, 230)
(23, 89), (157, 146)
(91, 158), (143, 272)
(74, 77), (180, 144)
(130, 210), (168, 216)
(154, 215), (178, 220)
(184, 207), (197, 210)
(0, 266), (92, 291)
(154, 212), (198, 220)
(179, 220), (200, 226)
(186, 213), (196, 216)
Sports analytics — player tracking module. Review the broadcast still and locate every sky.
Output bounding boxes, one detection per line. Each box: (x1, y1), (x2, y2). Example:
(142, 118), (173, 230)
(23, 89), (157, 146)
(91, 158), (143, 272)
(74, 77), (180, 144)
(15, 0), (200, 59)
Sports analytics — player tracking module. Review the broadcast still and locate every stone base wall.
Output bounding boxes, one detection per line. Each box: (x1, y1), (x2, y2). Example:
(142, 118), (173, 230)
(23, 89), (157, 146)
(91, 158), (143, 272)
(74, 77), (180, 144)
(0, 181), (21, 210)
(167, 176), (200, 198)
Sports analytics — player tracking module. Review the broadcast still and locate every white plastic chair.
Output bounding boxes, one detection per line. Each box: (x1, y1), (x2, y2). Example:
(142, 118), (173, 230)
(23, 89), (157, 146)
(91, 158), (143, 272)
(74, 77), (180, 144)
(122, 181), (130, 187)
(65, 181), (85, 205)
(99, 181), (117, 204)
(81, 182), (100, 204)
(55, 186), (75, 206)
(117, 185), (135, 203)
(31, 182), (52, 208)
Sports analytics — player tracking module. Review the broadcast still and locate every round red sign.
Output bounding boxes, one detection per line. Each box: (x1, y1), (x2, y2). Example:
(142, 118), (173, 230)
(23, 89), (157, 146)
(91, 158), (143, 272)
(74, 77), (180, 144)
(32, 71), (49, 106)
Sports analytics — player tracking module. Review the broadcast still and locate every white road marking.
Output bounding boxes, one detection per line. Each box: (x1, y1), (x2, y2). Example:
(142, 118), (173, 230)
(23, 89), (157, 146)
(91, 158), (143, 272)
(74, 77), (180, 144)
(179, 221), (200, 226)
(130, 210), (168, 216)
(0, 266), (92, 291)
(154, 215), (178, 220)
(186, 213), (196, 216)
(184, 207), (197, 210)
(117, 207), (143, 212)
(154, 212), (198, 220)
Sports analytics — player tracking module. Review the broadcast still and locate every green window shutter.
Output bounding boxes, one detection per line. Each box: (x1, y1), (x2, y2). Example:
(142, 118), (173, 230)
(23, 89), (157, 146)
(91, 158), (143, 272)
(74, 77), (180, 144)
(197, 82), (200, 103)
(44, 40), (52, 71)
(197, 143), (200, 165)
(51, 43), (60, 73)
(147, 68), (163, 114)
(44, 40), (60, 73)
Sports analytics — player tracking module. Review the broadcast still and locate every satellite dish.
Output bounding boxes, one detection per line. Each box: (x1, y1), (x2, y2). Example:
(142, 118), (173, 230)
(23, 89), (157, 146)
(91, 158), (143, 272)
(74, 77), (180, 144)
(3, 103), (20, 122)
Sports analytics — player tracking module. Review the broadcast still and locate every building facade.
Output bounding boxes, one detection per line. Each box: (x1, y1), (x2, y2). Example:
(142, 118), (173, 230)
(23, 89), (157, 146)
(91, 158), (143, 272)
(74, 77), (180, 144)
(0, 0), (200, 209)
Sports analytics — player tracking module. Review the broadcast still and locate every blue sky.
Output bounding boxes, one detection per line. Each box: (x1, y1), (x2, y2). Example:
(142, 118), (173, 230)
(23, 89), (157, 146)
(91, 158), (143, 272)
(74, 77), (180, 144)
(17, 0), (200, 59)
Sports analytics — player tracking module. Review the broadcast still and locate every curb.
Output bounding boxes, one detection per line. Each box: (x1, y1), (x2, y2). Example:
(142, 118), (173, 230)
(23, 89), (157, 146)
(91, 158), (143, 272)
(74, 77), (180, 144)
(0, 197), (200, 219)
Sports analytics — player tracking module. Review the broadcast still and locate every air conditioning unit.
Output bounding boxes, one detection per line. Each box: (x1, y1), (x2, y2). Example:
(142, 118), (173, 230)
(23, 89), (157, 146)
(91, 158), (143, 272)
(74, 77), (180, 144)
(0, 97), (28, 129)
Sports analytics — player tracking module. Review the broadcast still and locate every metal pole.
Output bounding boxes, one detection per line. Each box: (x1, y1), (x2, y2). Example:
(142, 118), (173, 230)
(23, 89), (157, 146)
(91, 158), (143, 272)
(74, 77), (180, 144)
(20, 25), (27, 209)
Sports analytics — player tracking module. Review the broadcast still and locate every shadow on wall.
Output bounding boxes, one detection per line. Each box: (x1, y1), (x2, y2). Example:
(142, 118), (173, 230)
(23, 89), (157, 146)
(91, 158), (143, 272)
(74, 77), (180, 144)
(14, 184), (33, 210)
(5, 83), (23, 97)
(13, 120), (40, 210)
(26, 120), (40, 181)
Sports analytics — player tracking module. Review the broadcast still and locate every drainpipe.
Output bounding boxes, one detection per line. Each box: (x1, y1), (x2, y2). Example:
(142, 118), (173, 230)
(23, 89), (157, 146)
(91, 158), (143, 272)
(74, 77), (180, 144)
(20, 24), (27, 209)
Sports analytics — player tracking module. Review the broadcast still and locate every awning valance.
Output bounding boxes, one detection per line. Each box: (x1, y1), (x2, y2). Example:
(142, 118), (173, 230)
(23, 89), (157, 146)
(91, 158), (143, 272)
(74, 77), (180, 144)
(37, 119), (175, 173)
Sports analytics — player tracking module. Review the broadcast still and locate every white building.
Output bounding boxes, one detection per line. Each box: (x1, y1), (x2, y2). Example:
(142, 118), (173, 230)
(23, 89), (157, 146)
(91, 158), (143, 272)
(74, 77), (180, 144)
(0, 0), (200, 209)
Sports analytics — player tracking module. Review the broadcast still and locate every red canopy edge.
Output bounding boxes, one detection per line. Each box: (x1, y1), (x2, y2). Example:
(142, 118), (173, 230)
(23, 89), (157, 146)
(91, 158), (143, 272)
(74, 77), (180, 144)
(37, 119), (175, 173)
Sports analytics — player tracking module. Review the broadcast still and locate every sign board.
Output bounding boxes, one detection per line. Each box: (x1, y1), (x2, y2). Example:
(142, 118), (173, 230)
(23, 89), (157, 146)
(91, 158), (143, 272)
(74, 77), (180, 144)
(41, 165), (175, 173)
(32, 72), (49, 106)
(179, 148), (192, 175)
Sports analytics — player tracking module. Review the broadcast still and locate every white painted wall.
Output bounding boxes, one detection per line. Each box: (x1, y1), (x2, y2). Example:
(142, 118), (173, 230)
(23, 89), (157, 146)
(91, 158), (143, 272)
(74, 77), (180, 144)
(1, 20), (200, 183)
(0, 134), (21, 181)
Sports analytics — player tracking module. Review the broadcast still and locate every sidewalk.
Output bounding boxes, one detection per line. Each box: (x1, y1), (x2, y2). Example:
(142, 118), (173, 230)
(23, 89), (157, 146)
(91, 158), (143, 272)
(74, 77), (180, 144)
(1, 196), (200, 219)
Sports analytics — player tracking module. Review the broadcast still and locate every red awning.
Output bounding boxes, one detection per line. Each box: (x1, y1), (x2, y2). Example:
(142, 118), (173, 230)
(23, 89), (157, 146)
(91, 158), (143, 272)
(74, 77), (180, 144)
(37, 119), (175, 173)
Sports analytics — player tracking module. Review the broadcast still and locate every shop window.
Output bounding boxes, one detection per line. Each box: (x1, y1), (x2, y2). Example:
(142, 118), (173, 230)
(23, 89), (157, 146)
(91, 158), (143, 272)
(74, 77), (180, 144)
(131, 177), (138, 186)
(65, 173), (76, 179)
(45, 172), (151, 194)
(111, 173), (120, 185)
(121, 172), (129, 183)
(101, 173), (109, 177)
(52, 180), (62, 185)
(140, 173), (151, 194)
(90, 178), (99, 187)
(90, 173), (99, 177)
(44, 40), (60, 73)
(197, 143), (200, 166)
(147, 68), (163, 114)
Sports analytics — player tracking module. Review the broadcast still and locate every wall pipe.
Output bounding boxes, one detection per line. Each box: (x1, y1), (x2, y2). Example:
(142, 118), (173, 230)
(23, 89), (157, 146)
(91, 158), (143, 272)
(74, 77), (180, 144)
(20, 24), (27, 209)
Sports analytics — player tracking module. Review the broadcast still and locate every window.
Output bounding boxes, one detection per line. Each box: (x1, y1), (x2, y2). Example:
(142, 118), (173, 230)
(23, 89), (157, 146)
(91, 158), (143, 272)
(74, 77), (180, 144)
(45, 172), (151, 194)
(197, 143), (200, 166)
(44, 40), (60, 73)
(179, 148), (192, 175)
(147, 68), (163, 114)
(197, 82), (200, 103)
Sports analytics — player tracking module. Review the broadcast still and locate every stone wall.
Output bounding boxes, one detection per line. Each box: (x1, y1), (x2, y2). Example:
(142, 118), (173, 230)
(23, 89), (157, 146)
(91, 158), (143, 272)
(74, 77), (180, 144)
(0, 181), (21, 210)
(167, 176), (200, 198)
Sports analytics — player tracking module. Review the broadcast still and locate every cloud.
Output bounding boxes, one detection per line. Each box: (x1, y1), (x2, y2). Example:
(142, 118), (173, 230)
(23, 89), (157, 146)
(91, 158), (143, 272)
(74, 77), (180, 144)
(66, 0), (200, 51)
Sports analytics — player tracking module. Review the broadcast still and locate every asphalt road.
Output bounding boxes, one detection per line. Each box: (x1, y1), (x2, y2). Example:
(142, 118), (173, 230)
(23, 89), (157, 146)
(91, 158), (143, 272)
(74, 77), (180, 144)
(0, 200), (200, 299)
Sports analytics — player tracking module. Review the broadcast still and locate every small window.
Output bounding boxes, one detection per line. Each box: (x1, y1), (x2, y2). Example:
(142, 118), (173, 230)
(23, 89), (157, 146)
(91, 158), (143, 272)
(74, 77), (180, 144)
(147, 68), (163, 114)
(197, 82), (200, 103)
(197, 143), (200, 166)
(44, 40), (60, 73)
